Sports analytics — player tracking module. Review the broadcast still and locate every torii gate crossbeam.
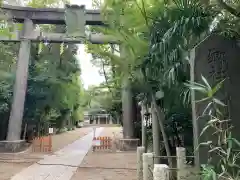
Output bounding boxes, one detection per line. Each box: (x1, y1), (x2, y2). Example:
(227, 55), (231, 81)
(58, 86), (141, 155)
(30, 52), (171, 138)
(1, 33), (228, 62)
(0, 5), (116, 44)
(1, 4), (104, 25)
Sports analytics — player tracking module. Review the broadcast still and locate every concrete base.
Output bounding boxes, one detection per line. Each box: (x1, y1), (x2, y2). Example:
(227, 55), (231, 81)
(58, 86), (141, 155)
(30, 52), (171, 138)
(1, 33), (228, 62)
(119, 138), (140, 151)
(0, 140), (28, 153)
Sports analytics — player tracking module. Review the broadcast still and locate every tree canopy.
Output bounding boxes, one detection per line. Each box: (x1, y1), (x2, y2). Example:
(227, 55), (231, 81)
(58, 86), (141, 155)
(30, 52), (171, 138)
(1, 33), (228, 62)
(0, 0), (86, 138)
(85, 0), (240, 170)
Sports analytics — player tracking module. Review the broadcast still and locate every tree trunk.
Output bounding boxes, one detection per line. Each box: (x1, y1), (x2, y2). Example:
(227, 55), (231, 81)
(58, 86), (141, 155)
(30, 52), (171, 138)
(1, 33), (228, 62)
(121, 73), (134, 138)
(141, 102), (147, 149)
(151, 93), (173, 168)
(151, 100), (161, 164)
(59, 109), (70, 129)
(120, 45), (134, 138)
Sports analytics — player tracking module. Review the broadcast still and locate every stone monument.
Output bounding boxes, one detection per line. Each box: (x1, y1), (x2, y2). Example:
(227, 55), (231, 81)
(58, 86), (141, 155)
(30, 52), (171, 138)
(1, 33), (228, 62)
(190, 34), (240, 164)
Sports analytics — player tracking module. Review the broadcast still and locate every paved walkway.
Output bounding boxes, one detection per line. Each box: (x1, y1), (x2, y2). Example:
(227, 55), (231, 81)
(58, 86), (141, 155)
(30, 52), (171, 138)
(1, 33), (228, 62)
(11, 127), (104, 180)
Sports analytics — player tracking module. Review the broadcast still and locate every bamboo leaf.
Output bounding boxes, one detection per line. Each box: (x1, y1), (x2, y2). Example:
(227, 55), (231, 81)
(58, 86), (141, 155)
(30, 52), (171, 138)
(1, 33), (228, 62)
(212, 79), (225, 96)
(201, 75), (211, 90)
(208, 146), (221, 153)
(202, 102), (212, 115)
(38, 42), (43, 54)
(195, 97), (211, 103)
(199, 141), (212, 147)
(189, 86), (208, 94)
(60, 43), (64, 55)
(213, 98), (226, 106)
(228, 138), (240, 147)
(200, 125), (210, 136)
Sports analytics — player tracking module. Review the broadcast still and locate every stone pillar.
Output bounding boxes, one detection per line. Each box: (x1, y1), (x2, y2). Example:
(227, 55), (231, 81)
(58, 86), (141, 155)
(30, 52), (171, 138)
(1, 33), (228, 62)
(109, 115), (113, 124)
(117, 116), (120, 124)
(176, 147), (187, 180)
(153, 164), (169, 180)
(7, 19), (34, 142)
(98, 116), (100, 124)
(106, 114), (108, 124)
(143, 153), (154, 180)
(137, 146), (145, 180)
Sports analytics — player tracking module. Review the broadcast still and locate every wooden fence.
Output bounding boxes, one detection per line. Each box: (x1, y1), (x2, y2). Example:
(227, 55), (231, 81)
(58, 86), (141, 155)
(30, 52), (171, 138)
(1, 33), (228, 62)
(92, 136), (112, 151)
(32, 135), (52, 152)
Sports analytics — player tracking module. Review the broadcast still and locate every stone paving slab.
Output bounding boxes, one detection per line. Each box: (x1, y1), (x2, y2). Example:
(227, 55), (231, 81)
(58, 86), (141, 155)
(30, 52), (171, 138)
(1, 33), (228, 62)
(11, 127), (104, 180)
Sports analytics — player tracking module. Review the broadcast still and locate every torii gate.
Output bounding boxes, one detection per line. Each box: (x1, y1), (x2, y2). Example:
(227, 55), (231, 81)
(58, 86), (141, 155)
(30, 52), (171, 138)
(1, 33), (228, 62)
(1, 4), (115, 43)
(0, 4), (124, 151)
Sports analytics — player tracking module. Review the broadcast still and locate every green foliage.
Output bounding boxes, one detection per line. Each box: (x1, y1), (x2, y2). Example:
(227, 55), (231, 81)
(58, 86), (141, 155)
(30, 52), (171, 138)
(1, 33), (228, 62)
(86, 1), (240, 167)
(89, 0), (198, 148)
(81, 84), (121, 122)
(0, 9), (85, 138)
(188, 76), (240, 180)
(25, 42), (84, 131)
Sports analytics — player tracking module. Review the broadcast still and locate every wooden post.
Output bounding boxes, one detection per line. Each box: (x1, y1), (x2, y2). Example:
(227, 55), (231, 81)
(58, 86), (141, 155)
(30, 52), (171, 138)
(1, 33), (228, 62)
(48, 135), (52, 152)
(7, 19), (34, 141)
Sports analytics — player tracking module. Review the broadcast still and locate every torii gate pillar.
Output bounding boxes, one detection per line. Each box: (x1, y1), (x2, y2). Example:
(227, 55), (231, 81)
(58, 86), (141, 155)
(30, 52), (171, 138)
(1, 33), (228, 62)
(1, 19), (34, 152)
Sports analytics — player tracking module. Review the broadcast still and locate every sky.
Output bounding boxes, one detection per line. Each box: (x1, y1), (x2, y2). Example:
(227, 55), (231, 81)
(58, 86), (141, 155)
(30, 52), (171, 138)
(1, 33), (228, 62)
(70, 0), (105, 89)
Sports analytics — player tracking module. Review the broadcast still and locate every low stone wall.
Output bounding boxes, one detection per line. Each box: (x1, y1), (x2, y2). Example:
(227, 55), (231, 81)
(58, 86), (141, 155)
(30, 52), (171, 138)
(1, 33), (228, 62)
(0, 140), (29, 153)
(118, 138), (140, 151)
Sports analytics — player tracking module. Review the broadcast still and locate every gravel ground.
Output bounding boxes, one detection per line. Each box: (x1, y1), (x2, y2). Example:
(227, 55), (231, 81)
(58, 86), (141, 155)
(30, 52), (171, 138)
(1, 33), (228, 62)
(0, 162), (33, 180)
(71, 127), (137, 180)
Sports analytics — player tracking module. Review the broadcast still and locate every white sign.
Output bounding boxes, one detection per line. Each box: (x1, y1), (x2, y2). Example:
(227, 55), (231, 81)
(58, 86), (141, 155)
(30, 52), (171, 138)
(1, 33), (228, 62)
(92, 140), (101, 146)
(49, 128), (54, 134)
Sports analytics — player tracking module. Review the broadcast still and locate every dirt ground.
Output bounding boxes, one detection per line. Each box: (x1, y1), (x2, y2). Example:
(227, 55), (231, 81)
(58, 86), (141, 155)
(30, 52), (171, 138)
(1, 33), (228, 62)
(71, 127), (137, 180)
(0, 127), (138, 180)
(0, 127), (93, 180)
